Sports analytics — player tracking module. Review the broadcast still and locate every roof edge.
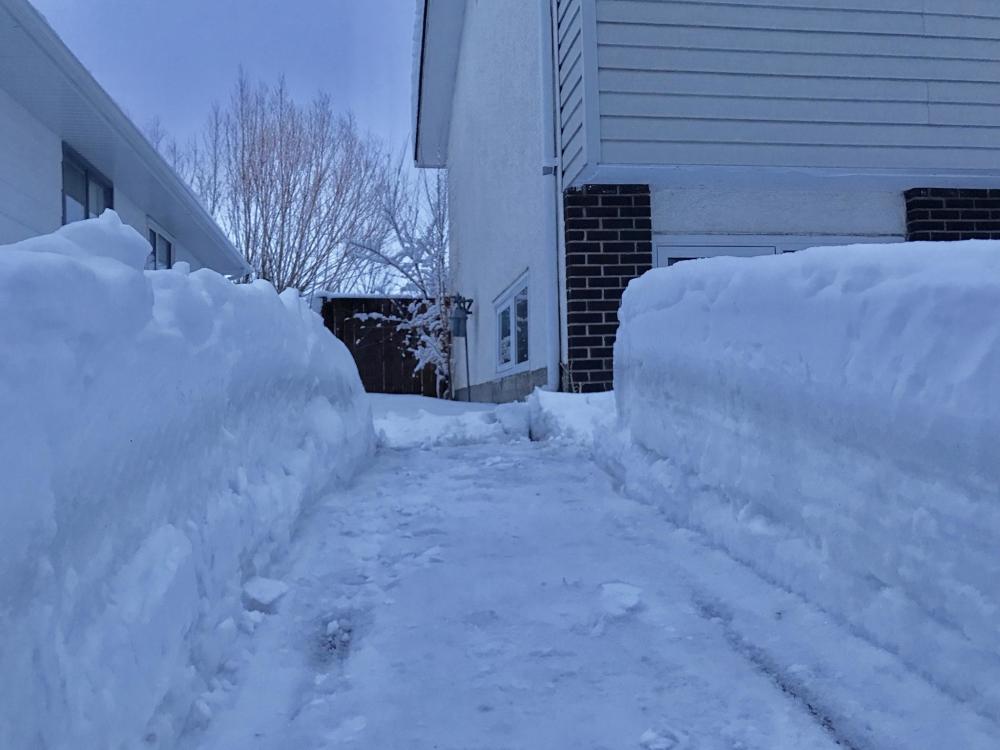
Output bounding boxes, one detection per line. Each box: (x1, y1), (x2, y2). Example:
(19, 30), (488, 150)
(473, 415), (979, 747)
(413, 0), (466, 169)
(5, 0), (250, 276)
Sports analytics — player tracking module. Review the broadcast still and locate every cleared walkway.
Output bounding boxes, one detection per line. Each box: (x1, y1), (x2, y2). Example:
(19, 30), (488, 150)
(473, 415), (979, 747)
(183, 402), (998, 750)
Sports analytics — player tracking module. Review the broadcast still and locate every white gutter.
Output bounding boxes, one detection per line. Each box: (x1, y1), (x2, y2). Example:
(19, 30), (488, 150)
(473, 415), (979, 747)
(539, 0), (563, 392)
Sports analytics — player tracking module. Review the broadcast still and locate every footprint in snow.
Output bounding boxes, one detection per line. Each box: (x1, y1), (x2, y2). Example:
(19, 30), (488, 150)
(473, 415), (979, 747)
(639, 727), (687, 749)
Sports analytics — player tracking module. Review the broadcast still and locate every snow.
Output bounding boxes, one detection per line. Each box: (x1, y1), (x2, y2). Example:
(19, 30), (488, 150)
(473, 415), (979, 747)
(527, 388), (616, 445)
(600, 581), (644, 618)
(0, 212), (374, 750)
(243, 578), (291, 613)
(370, 392), (524, 448)
(178, 401), (998, 749)
(611, 240), (1000, 724)
(5, 219), (998, 747)
(370, 390), (618, 451)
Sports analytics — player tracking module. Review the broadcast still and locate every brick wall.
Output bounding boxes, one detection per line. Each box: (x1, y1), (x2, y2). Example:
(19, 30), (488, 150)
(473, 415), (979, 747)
(905, 188), (1000, 241)
(563, 184), (652, 392)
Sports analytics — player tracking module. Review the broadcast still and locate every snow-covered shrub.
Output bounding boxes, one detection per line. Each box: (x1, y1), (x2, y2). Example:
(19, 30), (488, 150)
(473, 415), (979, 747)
(0, 213), (374, 748)
(612, 242), (1000, 720)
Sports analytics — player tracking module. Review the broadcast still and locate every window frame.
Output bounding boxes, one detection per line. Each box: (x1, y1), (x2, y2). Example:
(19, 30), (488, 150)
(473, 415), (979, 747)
(146, 219), (175, 270)
(494, 272), (530, 375)
(653, 233), (904, 267)
(61, 144), (114, 225)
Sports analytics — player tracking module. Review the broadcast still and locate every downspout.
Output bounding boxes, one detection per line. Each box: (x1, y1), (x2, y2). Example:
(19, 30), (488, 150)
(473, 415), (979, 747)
(539, 0), (563, 392)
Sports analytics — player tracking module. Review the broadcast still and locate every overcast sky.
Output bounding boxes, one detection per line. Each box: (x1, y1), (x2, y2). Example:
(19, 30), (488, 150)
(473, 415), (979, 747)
(31, 0), (416, 150)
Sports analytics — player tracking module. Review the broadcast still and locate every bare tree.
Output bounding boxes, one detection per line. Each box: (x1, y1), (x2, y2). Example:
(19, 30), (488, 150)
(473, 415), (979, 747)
(184, 104), (226, 218)
(213, 73), (388, 293)
(351, 153), (452, 395)
(144, 116), (189, 177)
(147, 72), (389, 295)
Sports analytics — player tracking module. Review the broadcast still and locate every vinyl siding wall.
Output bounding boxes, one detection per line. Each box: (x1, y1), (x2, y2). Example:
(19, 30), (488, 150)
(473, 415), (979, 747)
(0, 86), (61, 243)
(1, 84), (202, 268)
(557, 0), (588, 185)
(593, 0), (1000, 171)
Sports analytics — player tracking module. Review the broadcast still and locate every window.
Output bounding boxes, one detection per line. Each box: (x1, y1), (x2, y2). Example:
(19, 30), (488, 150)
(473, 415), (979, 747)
(653, 234), (902, 267)
(514, 288), (528, 365)
(498, 306), (512, 366)
(62, 147), (113, 225)
(655, 244), (776, 268)
(145, 225), (174, 270)
(495, 275), (529, 372)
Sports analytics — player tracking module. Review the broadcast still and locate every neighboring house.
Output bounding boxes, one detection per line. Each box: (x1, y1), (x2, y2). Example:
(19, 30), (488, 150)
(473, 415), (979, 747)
(0, 0), (248, 276)
(415, 0), (1000, 400)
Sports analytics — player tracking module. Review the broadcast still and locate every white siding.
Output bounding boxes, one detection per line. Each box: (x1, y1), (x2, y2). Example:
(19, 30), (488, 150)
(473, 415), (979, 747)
(557, 0), (588, 185)
(447, 0), (552, 395)
(0, 86), (61, 243)
(112, 191), (201, 270)
(595, 0), (1000, 172)
(651, 187), (905, 239)
(0, 89), (192, 268)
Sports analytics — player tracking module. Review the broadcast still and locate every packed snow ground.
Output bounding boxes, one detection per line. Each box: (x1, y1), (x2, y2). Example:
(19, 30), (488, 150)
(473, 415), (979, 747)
(182, 396), (998, 750)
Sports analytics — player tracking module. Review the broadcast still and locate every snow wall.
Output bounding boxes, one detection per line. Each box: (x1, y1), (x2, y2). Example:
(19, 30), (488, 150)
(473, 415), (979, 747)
(0, 213), (375, 748)
(612, 242), (1000, 720)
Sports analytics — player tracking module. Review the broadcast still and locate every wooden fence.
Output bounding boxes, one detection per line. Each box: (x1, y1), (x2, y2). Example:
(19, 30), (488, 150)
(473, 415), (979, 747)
(320, 296), (443, 397)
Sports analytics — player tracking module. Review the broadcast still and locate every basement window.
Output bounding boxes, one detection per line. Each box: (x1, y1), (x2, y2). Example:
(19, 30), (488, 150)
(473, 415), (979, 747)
(496, 275), (529, 373)
(62, 146), (113, 225)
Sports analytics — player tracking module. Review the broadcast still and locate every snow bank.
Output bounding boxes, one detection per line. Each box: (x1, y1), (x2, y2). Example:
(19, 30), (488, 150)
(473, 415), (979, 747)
(527, 389), (615, 446)
(371, 391), (617, 450)
(611, 241), (1000, 719)
(371, 394), (527, 448)
(0, 213), (374, 749)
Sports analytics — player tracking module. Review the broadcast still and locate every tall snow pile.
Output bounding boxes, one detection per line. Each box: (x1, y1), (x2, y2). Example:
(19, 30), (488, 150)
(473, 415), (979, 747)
(0, 213), (374, 749)
(612, 242), (1000, 720)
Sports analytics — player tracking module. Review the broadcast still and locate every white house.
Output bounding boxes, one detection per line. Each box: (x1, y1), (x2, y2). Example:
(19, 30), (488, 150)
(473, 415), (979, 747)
(415, 0), (1000, 401)
(0, 0), (248, 276)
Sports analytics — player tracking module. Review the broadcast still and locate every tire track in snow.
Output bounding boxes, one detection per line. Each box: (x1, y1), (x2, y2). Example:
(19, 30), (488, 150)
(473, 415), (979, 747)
(693, 595), (863, 750)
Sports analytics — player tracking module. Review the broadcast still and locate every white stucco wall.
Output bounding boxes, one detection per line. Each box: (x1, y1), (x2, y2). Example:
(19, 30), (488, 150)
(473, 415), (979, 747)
(0, 86), (61, 244)
(447, 0), (554, 395)
(652, 187), (907, 241)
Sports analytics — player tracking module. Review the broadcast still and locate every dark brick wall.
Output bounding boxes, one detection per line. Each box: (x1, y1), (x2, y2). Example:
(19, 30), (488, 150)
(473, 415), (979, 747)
(905, 188), (1000, 241)
(564, 184), (652, 393)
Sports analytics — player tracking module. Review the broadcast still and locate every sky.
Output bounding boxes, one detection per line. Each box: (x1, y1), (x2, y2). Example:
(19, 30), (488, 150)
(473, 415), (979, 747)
(30, 0), (416, 151)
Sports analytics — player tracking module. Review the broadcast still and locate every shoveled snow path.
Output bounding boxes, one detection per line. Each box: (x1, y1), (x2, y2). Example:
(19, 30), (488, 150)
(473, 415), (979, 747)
(185, 438), (998, 750)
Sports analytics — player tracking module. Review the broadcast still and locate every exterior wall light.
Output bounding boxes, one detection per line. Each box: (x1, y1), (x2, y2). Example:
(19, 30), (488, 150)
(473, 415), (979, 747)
(449, 295), (474, 400)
